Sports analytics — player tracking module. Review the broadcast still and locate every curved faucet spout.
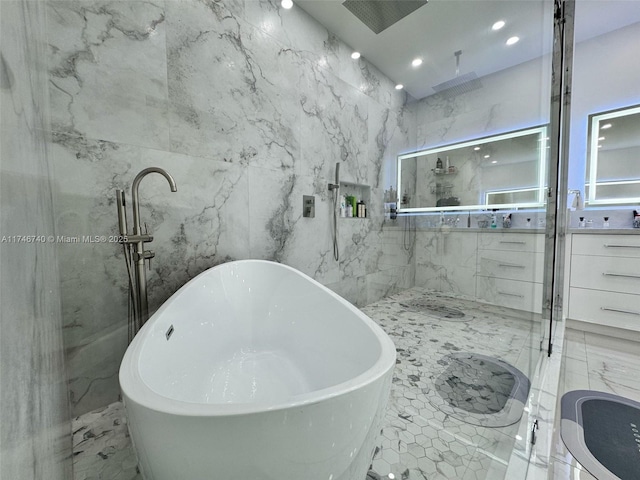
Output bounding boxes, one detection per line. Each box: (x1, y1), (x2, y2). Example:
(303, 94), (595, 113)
(131, 167), (177, 235)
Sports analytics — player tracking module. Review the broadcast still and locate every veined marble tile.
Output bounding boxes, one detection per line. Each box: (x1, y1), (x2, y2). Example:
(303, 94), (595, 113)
(51, 133), (250, 414)
(369, 108), (413, 214)
(72, 402), (141, 480)
(247, 166), (340, 284)
(46, 0), (170, 149)
(1, 1), (72, 478)
(299, 63), (369, 184)
(243, 0), (332, 68)
(165, 1), (300, 170)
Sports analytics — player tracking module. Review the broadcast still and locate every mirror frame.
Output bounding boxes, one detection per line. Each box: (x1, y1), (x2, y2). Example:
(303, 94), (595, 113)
(397, 126), (549, 212)
(586, 104), (640, 206)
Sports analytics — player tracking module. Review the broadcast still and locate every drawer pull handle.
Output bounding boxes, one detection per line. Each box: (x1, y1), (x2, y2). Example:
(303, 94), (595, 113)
(601, 307), (640, 316)
(602, 272), (640, 279)
(498, 291), (525, 298)
(603, 244), (640, 248)
(500, 241), (526, 245)
(499, 263), (526, 269)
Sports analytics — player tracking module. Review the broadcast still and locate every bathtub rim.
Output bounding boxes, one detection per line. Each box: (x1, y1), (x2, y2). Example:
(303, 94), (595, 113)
(119, 259), (397, 417)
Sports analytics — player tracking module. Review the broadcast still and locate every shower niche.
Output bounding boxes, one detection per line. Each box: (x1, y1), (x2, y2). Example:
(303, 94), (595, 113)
(340, 182), (370, 218)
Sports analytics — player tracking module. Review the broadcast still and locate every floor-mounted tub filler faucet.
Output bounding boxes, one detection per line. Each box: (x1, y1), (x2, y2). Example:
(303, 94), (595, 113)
(116, 167), (177, 341)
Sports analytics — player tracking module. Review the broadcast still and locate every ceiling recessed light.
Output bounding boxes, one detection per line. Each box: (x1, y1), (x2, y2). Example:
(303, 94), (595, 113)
(601, 123), (612, 129)
(351, 51), (361, 60)
(395, 84), (404, 90)
(506, 36), (520, 46)
(474, 146), (481, 151)
(484, 154), (491, 159)
(599, 136), (605, 141)
(598, 144), (603, 148)
(411, 58), (423, 67)
(492, 20), (505, 31)
(281, 0), (293, 9)
(491, 160), (498, 164)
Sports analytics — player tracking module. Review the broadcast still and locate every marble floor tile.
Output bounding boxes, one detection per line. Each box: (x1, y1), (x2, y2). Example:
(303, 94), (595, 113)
(72, 402), (141, 480)
(73, 287), (542, 480)
(549, 326), (640, 480)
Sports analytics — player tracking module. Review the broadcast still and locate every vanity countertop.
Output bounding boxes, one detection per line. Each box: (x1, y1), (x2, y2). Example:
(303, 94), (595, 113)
(569, 228), (640, 235)
(383, 224), (544, 234)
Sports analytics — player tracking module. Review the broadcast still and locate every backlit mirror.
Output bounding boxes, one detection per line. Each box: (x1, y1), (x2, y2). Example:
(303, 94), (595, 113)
(586, 104), (640, 206)
(397, 126), (548, 212)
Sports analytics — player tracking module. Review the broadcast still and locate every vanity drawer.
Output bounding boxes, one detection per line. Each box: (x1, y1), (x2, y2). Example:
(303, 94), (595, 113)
(477, 250), (544, 283)
(572, 234), (640, 258)
(569, 287), (640, 331)
(478, 233), (545, 253)
(570, 256), (640, 295)
(477, 276), (543, 313)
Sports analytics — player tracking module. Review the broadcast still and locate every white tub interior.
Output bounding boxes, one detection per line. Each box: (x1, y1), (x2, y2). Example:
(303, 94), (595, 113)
(137, 261), (383, 405)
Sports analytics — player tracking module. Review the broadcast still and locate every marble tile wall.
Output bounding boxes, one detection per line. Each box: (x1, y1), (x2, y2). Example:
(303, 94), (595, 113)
(408, 53), (552, 153)
(44, 0), (414, 415)
(0, 0), (72, 478)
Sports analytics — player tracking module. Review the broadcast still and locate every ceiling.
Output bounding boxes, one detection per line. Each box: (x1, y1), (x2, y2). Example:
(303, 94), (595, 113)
(296, 0), (640, 100)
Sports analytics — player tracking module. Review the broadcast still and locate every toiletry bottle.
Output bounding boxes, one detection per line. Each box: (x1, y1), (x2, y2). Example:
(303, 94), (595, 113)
(603, 217), (610, 228)
(526, 218), (531, 228)
(436, 157), (443, 170)
(445, 156), (450, 171)
(351, 196), (357, 217)
(440, 211), (445, 225)
(586, 219), (593, 228)
(490, 211), (497, 228)
(340, 195), (347, 218)
(362, 201), (366, 218)
(467, 212), (471, 228)
(578, 217), (585, 228)
(634, 210), (640, 228)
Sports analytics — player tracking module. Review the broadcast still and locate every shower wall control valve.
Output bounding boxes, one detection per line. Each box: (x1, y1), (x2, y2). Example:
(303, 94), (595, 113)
(303, 195), (315, 218)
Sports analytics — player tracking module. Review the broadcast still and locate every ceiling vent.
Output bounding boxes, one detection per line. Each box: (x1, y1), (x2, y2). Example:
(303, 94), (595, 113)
(342, 0), (428, 34)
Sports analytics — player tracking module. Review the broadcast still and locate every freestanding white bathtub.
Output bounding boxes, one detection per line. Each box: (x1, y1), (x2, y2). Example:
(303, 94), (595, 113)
(119, 260), (396, 480)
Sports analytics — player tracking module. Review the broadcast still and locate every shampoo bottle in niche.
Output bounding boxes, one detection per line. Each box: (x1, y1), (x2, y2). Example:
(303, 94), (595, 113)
(340, 195), (347, 218)
(490, 211), (497, 228)
(436, 157), (443, 172)
(634, 210), (640, 228)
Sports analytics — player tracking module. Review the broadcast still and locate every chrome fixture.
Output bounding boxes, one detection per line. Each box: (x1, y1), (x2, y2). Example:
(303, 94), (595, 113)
(116, 167), (177, 340)
(328, 162), (340, 261)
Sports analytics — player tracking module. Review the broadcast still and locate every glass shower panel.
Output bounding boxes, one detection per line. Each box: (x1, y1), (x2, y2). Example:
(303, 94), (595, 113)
(400, 1), (555, 479)
(554, 2), (640, 476)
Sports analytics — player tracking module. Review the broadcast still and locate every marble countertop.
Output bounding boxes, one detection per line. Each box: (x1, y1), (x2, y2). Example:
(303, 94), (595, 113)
(383, 223), (544, 234)
(569, 228), (640, 235)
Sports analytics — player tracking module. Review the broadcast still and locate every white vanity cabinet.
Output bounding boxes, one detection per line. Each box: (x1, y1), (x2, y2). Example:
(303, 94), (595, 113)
(568, 233), (640, 331)
(476, 232), (545, 313)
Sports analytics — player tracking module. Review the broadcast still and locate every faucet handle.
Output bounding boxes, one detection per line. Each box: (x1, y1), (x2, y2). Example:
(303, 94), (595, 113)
(143, 250), (155, 271)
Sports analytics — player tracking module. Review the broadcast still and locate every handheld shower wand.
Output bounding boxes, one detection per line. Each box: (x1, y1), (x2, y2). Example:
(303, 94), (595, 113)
(328, 162), (340, 261)
(328, 162), (340, 191)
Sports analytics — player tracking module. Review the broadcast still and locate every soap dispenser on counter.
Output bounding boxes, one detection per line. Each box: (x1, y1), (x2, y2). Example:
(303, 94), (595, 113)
(490, 211), (497, 228)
